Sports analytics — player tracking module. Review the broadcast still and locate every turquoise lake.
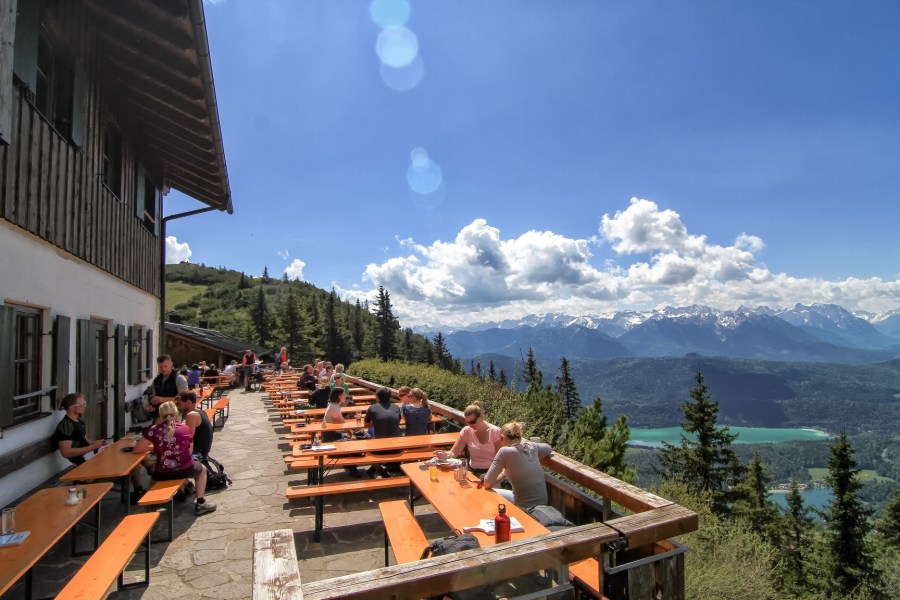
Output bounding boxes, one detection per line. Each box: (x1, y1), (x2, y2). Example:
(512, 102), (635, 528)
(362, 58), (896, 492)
(770, 487), (833, 513)
(628, 426), (831, 448)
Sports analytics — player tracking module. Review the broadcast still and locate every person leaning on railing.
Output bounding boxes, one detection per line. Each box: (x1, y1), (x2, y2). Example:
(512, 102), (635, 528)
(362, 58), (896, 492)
(482, 422), (553, 509)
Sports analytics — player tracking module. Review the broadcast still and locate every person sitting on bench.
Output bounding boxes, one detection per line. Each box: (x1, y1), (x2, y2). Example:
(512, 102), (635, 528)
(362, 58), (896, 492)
(133, 401), (217, 515)
(53, 392), (108, 465)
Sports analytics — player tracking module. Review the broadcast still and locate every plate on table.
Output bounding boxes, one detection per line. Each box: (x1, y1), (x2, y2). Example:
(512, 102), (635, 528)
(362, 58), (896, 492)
(427, 457), (463, 470)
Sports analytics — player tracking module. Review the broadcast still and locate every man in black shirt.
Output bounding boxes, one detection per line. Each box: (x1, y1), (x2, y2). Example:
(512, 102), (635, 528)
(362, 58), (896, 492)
(53, 393), (107, 465)
(144, 354), (188, 417)
(309, 376), (331, 409)
(365, 387), (402, 477)
(177, 391), (214, 459)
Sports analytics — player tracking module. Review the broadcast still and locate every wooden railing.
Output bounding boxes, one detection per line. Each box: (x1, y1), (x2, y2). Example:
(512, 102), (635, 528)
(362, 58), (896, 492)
(268, 375), (699, 599)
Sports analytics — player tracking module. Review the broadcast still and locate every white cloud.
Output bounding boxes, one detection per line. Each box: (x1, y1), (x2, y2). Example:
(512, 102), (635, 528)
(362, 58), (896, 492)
(165, 236), (192, 264)
(285, 259), (306, 281)
(361, 198), (900, 328)
(277, 249), (289, 260)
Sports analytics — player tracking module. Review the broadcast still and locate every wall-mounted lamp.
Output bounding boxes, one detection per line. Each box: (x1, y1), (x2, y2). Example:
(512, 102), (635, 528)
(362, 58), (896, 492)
(130, 338), (142, 356)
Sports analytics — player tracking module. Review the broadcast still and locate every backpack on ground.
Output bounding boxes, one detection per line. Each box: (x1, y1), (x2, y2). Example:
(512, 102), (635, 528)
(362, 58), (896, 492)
(201, 455), (232, 490)
(421, 531), (492, 599)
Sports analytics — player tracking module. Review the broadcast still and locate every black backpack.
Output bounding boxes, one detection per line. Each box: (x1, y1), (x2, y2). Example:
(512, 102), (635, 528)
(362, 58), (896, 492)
(421, 532), (493, 599)
(201, 455), (232, 490)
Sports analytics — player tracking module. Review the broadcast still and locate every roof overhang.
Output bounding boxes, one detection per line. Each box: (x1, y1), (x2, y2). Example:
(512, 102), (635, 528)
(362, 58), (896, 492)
(83, 0), (233, 213)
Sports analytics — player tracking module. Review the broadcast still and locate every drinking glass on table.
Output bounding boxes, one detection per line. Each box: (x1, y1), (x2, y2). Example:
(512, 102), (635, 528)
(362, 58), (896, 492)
(2, 507), (16, 534)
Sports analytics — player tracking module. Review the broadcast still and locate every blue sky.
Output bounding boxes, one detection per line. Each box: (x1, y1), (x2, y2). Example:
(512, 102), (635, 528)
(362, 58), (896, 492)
(165, 0), (900, 328)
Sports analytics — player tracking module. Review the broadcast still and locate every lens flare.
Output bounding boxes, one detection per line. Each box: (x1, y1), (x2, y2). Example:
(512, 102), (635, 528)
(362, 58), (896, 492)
(376, 26), (419, 68)
(380, 55), (425, 91)
(407, 147), (443, 196)
(369, 0), (411, 28)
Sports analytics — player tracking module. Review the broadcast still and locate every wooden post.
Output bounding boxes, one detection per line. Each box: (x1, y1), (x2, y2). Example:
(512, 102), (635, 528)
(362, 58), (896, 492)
(253, 529), (304, 600)
(0, 0), (16, 145)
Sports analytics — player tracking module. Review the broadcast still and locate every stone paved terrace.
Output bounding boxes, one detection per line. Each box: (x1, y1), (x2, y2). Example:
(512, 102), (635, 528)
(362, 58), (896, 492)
(4, 388), (442, 599)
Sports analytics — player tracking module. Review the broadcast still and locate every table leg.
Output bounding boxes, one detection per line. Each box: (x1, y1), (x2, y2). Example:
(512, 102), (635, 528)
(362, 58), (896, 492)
(314, 455), (324, 542)
(408, 483), (415, 514)
(124, 475), (132, 515)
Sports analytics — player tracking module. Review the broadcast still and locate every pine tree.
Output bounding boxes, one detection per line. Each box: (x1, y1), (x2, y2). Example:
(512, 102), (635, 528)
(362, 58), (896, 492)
(565, 397), (636, 482)
(733, 452), (780, 541)
(876, 490), (900, 548)
(522, 346), (538, 385)
(782, 480), (813, 593)
(237, 272), (249, 289)
(280, 285), (304, 361)
(402, 328), (414, 361)
(373, 286), (398, 361)
(324, 288), (351, 364)
(556, 357), (581, 424)
(281, 272), (289, 283)
(656, 369), (742, 515)
(352, 300), (365, 355)
(250, 286), (270, 345)
(432, 332), (451, 369)
(520, 372), (565, 447)
(498, 369), (508, 388)
(262, 266), (270, 283)
(488, 360), (497, 382)
(817, 432), (872, 596)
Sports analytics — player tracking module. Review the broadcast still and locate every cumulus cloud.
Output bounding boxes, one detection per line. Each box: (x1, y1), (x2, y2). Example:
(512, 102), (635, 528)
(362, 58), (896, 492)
(165, 236), (192, 264)
(360, 198), (900, 328)
(285, 259), (306, 281)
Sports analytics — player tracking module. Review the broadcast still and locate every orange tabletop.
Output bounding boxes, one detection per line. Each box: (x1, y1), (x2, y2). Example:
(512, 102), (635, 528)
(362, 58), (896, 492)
(0, 482), (113, 596)
(294, 432), (458, 458)
(58, 437), (148, 483)
(289, 414), (443, 433)
(401, 462), (546, 546)
(283, 406), (368, 419)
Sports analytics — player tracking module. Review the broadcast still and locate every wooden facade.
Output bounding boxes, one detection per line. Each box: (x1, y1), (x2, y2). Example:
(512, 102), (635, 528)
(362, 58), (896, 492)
(0, 0), (231, 507)
(0, 0), (232, 296)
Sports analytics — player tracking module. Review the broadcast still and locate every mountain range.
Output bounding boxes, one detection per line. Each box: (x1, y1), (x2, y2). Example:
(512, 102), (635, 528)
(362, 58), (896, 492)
(421, 304), (900, 365)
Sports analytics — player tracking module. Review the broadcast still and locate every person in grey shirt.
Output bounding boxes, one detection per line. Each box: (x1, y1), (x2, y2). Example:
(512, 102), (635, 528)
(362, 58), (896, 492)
(483, 422), (552, 509)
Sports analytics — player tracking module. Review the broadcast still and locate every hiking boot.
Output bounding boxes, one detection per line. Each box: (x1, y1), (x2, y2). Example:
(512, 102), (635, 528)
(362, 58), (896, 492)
(366, 466), (379, 479)
(195, 500), (217, 515)
(174, 488), (187, 502)
(346, 466), (362, 478)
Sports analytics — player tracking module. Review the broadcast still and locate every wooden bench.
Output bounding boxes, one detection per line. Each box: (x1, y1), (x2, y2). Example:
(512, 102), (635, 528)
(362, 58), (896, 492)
(287, 449), (436, 469)
(287, 477), (411, 542)
(252, 529), (303, 600)
(568, 559), (603, 598)
(137, 478), (188, 542)
(55, 512), (159, 599)
(212, 396), (230, 427)
(378, 500), (429, 566)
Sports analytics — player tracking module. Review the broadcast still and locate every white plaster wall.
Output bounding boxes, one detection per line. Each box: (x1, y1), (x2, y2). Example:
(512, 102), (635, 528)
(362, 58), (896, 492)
(0, 220), (159, 507)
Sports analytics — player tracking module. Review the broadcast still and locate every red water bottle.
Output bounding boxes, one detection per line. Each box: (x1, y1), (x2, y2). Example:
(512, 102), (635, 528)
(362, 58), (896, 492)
(495, 503), (511, 543)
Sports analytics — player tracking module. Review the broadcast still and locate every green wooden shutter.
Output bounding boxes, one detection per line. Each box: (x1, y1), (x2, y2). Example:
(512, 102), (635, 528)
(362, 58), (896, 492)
(69, 58), (86, 148)
(114, 324), (126, 438)
(127, 325), (139, 384)
(0, 305), (16, 428)
(53, 314), (71, 405)
(143, 328), (153, 382)
(12, 0), (38, 93)
(76, 318), (95, 406)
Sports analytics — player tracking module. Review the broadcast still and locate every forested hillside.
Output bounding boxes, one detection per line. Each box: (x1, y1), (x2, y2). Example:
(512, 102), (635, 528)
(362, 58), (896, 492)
(165, 263), (450, 367)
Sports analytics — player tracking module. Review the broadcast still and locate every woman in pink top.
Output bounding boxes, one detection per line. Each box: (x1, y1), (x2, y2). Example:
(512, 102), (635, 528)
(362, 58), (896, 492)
(134, 401), (217, 515)
(439, 402), (501, 476)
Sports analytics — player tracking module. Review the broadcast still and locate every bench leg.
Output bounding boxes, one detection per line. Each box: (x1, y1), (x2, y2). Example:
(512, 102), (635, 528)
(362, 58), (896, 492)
(148, 498), (175, 544)
(117, 529), (152, 590)
(384, 527), (390, 567)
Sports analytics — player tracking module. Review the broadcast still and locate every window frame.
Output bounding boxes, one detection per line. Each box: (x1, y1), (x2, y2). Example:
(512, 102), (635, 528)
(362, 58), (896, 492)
(2, 304), (51, 427)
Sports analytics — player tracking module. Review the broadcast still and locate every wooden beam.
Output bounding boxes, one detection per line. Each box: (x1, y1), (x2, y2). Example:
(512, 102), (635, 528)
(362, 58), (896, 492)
(83, 0), (195, 57)
(544, 453), (672, 513)
(0, 436), (55, 480)
(301, 522), (622, 600)
(0, 0), (15, 145)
